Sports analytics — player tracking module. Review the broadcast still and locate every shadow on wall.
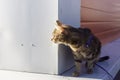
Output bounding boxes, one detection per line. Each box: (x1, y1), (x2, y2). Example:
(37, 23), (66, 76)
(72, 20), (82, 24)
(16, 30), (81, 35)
(58, 44), (74, 74)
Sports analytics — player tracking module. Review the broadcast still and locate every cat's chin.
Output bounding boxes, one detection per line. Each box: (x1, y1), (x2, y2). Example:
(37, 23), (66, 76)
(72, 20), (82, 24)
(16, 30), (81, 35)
(51, 40), (58, 44)
(52, 41), (62, 44)
(54, 42), (68, 46)
(59, 43), (69, 47)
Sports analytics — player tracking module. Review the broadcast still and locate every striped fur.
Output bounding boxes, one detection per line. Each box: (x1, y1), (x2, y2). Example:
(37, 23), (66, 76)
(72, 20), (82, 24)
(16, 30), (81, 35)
(51, 20), (108, 77)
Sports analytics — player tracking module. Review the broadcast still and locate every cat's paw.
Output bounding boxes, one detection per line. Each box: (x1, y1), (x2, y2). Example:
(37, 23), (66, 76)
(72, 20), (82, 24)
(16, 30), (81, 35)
(72, 71), (80, 77)
(87, 69), (93, 74)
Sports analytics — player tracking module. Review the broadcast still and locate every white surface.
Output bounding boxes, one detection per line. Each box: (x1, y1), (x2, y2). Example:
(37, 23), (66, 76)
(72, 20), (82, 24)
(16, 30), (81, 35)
(0, 0), (59, 74)
(0, 70), (101, 80)
(0, 0), (31, 71)
(30, 0), (59, 74)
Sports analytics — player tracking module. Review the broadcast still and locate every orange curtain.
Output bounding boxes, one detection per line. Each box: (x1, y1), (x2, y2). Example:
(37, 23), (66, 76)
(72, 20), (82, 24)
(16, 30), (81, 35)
(81, 0), (120, 45)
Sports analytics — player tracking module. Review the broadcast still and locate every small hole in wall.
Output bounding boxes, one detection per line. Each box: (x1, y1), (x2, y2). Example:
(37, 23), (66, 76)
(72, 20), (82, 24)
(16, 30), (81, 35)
(21, 44), (24, 46)
(32, 44), (36, 47)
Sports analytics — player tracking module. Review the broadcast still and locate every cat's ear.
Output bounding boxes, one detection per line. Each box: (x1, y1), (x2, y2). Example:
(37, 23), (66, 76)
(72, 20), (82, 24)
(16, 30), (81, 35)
(55, 20), (68, 34)
(55, 20), (64, 31)
(56, 20), (62, 26)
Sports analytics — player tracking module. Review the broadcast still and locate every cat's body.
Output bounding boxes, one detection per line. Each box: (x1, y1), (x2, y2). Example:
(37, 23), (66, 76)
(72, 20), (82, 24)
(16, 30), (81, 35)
(51, 20), (109, 77)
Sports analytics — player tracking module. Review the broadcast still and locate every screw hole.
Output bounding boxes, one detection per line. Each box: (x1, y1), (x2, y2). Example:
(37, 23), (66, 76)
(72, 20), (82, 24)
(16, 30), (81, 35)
(21, 44), (24, 46)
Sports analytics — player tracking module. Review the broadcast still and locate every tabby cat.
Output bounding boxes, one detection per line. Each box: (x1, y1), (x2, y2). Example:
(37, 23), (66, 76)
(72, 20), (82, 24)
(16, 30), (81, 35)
(51, 20), (109, 77)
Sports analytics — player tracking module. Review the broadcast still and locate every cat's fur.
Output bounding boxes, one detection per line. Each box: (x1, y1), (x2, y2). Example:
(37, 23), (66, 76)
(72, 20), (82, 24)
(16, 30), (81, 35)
(51, 20), (109, 77)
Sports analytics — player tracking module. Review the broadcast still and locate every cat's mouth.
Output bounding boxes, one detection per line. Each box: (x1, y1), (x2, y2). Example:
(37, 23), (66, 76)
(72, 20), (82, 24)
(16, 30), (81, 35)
(51, 39), (63, 45)
(51, 38), (57, 43)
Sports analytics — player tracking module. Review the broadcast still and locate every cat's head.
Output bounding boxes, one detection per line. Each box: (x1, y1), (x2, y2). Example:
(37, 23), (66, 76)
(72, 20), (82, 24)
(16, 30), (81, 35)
(51, 20), (69, 45)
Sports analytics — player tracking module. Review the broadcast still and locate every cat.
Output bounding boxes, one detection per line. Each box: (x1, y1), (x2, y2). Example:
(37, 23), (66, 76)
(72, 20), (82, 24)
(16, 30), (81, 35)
(51, 20), (109, 77)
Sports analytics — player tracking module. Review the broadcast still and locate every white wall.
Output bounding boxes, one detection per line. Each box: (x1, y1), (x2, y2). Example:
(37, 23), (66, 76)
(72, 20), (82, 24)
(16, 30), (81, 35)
(30, 0), (59, 74)
(0, 0), (31, 71)
(0, 0), (80, 74)
(0, 0), (59, 74)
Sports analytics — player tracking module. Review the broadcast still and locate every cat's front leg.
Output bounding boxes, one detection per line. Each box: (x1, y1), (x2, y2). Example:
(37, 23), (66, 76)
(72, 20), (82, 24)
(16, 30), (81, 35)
(72, 61), (81, 77)
(86, 60), (95, 74)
